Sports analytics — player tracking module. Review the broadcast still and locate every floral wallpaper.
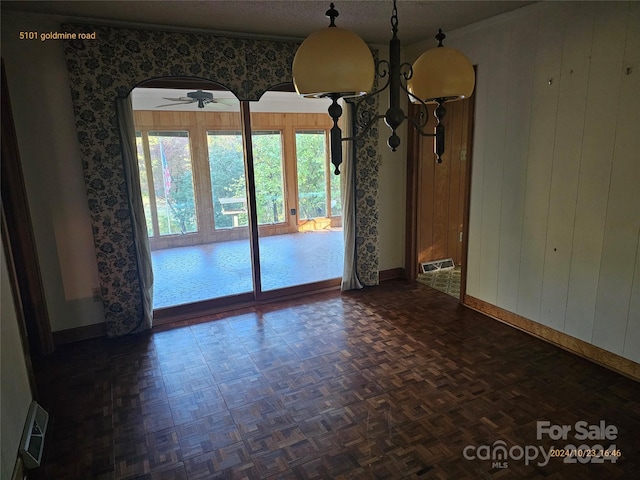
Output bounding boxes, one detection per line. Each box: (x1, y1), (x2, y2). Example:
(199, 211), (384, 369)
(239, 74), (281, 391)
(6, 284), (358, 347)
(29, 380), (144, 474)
(63, 23), (379, 336)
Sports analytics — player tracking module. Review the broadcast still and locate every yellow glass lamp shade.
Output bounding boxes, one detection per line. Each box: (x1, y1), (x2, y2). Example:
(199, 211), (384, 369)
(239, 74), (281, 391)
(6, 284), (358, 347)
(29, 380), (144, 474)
(407, 46), (475, 103)
(293, 26), (375, 98)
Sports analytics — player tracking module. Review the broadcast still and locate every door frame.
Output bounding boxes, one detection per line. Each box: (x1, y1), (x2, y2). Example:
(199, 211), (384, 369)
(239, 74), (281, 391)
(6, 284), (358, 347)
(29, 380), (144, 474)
(1, 59), (54, 356)
(404, 95), (475, 303)
(142, 88), (342, 323)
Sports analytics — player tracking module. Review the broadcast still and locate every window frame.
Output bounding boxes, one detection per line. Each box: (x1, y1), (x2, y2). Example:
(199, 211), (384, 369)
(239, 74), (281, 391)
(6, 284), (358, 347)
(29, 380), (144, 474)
(134, 110), (337, 250)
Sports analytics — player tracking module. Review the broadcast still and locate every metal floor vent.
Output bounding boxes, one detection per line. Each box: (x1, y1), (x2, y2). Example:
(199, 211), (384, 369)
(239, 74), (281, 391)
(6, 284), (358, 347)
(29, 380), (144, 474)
(20, 401), (49, 469)
(420, 258), (455, 273)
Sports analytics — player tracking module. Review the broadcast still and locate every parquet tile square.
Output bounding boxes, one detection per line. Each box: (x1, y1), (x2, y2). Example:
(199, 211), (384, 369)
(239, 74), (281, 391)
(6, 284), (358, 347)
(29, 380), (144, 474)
(31, 281), (640, 479)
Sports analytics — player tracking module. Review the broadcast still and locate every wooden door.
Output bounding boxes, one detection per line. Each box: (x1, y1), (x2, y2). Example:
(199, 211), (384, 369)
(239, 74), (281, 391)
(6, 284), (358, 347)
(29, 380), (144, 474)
(406, 95), (474, 278)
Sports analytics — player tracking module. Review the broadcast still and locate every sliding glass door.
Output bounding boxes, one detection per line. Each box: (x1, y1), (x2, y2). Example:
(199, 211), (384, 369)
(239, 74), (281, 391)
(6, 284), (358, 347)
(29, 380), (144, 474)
(133, 86), (343, 309)
(134, 90), (253, 308)
(250, 91), (344, 293)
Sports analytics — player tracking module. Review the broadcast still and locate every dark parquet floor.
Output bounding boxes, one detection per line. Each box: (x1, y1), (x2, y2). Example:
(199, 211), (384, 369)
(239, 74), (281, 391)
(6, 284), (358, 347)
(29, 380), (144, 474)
(32, 280), (640, 479)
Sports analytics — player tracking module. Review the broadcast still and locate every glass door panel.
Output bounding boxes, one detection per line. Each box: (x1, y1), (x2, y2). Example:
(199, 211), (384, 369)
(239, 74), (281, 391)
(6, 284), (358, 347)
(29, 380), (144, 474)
(135, 132), (154, 237)
(148, 131), (197, 236)
(134, 86), (344, 308)
(296, 131), (328, 220)
(202, 127), (253, 300)
(134, 87), (252, 309)
(207, 131), (248, 229)
(251, 91), (343, 292)
(252, 131), (285, 225)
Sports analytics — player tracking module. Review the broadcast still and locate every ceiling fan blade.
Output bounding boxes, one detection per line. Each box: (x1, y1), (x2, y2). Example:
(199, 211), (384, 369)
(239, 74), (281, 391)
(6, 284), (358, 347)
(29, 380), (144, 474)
(155, 101), (194, 108)
(162, 97), (193, 102)
(204, 102), (228, 109)
(210, 99), (238, 106)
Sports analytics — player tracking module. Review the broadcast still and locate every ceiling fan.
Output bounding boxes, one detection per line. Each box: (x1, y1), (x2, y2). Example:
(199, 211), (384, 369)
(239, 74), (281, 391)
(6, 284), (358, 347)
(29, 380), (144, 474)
(155, 90), (235, 109)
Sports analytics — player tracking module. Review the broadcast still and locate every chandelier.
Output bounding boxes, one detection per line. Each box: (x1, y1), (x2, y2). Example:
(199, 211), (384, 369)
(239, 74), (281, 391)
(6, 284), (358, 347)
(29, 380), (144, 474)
(292, 1), (475, 174)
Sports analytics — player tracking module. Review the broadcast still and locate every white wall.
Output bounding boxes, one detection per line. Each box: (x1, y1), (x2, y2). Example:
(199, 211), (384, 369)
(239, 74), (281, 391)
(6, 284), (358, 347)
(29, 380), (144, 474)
(410, 1), (640, 362)
(2, 11), (106, 332)
(1, 246), (33, 479)
(375, 74), (408, 273)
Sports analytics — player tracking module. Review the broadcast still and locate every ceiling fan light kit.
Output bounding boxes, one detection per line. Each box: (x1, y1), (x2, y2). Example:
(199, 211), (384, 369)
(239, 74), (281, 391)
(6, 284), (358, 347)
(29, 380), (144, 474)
(293, 1), (475, 174)
(155, 89), (235, 109)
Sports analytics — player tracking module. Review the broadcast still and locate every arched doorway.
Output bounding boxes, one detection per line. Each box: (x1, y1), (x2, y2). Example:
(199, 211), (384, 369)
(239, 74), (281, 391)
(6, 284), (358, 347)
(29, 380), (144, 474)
(131, 78), (344, 315)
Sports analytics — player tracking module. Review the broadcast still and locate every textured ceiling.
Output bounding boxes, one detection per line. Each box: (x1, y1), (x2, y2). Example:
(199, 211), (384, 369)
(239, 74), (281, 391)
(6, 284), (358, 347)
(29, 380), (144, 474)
(2, 0), (535, 46)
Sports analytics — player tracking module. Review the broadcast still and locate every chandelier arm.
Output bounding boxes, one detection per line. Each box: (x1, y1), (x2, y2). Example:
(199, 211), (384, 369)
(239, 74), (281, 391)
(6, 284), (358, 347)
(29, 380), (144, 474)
(376, 59), (391, 79)
(342, 113), (385, 143)
(400, 62), (414, 81)
(354, 65), (391, 107)
(405, 115), (436, 138)
(348, 74), (391, 132)
(405, 98), (447, 163)
(400, 82), (430, 130)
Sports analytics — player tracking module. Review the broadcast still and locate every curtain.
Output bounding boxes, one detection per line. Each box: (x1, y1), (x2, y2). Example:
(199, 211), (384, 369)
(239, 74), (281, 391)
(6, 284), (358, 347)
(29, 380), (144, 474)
(115, 96), (154, 332)
(341, 101), (363, 291)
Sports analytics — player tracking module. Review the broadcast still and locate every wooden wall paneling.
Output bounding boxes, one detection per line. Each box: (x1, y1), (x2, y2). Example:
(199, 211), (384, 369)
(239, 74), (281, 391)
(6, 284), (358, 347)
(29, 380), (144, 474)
(477, 28), (510, 305)
(539, 5), (593, 330)
(433, 111), (451, 261)
(417, 114), (436, 264)
(495, 15), (536, 313)
(411, 94), (472, 272)
(516, 8), (564, 322)
(592, 3), (640, 354)
(283, 113), (298, 231)
(191, 124), (214, 237)
(564, 3), (626, 341)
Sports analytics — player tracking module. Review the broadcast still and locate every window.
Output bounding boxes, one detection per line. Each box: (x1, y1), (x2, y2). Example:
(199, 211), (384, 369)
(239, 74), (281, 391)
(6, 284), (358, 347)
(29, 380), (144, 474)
(296, 130), (341, 220)
(141, 131), (198, 236)
(207, 130), (286, 229)
(207, 131), (247, 229)
(136, 132), (154, 236)
(134, 108), (337, 249)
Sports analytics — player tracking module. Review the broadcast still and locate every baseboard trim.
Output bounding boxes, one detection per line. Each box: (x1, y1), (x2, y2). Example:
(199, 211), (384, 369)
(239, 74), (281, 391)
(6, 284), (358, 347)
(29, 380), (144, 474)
(52, 322), (106, 346)
(464, 294), (640, 382)
(379, 268), (405, 282)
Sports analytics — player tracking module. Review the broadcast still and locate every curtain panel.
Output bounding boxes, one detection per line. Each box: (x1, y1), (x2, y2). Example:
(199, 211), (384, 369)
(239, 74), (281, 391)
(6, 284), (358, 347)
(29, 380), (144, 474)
(341, 102), (363, 291)
(115, 97), (154, 335)
(62, 23), (379, 336)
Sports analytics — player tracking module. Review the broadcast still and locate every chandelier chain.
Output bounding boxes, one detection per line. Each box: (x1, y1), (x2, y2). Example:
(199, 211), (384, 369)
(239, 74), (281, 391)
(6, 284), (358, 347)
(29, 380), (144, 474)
(391, 0), (398, 33)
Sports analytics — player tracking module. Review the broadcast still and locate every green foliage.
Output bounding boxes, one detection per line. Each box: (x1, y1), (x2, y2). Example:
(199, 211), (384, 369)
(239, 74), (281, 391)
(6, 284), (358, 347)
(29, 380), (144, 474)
(149, 132), (197, 235)
(208, 131), (286, 228)
(296, 132), (327, 219)
(253, 133), (285, 225)
(137, 128), (342, 238)
(208, 132), (248, 228)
